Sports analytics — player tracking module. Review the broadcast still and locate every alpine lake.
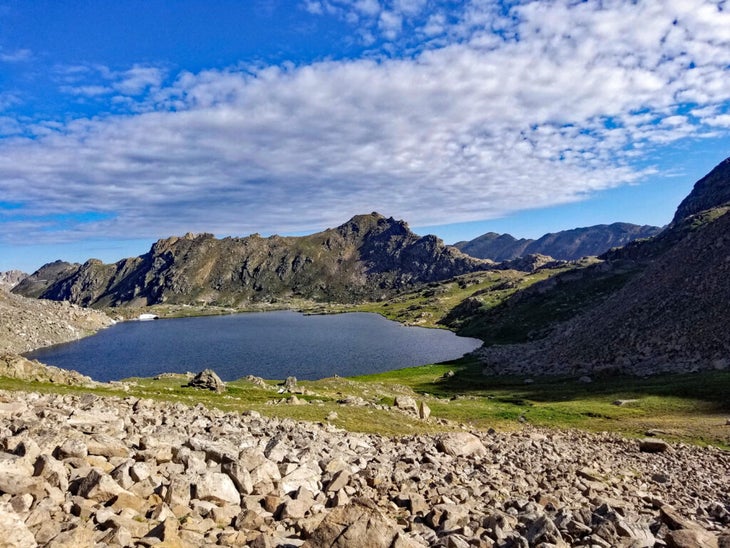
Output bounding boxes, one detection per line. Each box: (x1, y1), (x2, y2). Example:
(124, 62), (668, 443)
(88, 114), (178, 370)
(25, 310), (481, 382)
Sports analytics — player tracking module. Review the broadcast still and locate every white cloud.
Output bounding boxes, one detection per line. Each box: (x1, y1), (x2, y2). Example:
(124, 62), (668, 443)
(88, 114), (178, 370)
(57, 64), (166, 99)
(114, 66), (165, 95)
(378, 10), (403, 39)
(0, 48), (32, 62)
(1, 0), (730, 244)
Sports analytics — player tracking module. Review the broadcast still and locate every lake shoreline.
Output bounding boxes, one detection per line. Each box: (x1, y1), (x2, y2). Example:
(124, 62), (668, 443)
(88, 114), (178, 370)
(25, 309), (482, 383)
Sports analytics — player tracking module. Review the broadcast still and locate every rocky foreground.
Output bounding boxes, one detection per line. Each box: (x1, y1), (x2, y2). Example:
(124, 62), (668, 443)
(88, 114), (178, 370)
(0, 389), (727, 547)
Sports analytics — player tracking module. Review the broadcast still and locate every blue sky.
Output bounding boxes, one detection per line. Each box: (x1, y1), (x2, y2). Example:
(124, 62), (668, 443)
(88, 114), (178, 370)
(1, 0), (729, 272)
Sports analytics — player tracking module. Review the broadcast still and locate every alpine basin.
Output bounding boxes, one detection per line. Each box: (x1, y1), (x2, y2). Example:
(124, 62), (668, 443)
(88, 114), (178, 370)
(25, 311), (482, 382)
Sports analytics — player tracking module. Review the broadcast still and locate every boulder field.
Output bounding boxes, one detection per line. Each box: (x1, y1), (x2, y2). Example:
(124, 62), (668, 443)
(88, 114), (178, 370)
(0, 389), (727, 547)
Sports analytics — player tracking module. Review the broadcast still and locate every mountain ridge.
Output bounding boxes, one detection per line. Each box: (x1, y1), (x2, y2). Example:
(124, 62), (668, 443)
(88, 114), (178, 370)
(455, 222), (662, 261)
(13, 213), (496, 307)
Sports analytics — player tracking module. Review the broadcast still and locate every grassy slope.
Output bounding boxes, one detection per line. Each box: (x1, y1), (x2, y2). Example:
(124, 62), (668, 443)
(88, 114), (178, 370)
(2, 359), (727, 448)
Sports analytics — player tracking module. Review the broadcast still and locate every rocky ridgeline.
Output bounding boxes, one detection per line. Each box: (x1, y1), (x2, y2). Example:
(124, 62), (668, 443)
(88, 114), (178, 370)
(0, 290), (114, 355)
(0, 270), (26, 291)
(0, 389), (727, 547)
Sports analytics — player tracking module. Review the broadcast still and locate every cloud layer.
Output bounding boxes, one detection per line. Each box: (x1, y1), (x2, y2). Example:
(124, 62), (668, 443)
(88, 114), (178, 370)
(2, 0), (730, 244)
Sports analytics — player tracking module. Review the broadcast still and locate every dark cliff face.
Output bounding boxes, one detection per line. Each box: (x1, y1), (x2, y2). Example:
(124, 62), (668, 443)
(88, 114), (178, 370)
(455, 223), (662, 261)
(14, 213), (494, 307)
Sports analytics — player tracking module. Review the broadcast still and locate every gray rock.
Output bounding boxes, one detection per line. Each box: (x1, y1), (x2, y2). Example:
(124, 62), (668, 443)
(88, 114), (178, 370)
(303, 498), (401, 548)
(185, 369), (226, 393)
(394, 395), (419, 414)
(437, 432), (487, 457)
(194, 472), (241, 505)
(76, 469), (128, 502)
(0, 503), (38, 547)
(418, 401), (431, 420)
(639, 438), (671, 453)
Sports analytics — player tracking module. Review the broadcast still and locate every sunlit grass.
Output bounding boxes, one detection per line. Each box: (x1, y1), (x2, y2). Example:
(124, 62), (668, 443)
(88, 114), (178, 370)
(2, 357), (728, 448)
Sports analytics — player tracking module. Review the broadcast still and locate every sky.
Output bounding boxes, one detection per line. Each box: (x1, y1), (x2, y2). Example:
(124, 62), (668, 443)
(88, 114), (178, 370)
(1, 0), (729, 273)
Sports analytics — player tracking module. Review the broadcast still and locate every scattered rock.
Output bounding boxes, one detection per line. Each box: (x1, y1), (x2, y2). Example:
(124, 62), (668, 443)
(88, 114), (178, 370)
(283, 376), (298, 392)
(437, 432), (487, 457)
(418, 401), (431, 420)
(184, 369), (226, 393)
(639, 438), (671, 453)
(303, 499), (401, 548)
(0, 389), (724, 548)
(613, 399), (640, 406)
(394, 395), (419, 414)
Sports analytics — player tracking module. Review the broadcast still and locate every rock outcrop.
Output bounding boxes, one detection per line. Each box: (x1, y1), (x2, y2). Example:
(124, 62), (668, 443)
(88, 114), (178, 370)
(0, 270), (26, 291)
(673, 157), (730, 224)
(0, 389), (727, 547)
(14, 213), (495, 307)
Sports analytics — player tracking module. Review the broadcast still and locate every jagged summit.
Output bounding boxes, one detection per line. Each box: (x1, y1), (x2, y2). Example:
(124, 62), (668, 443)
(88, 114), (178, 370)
(672, 157), (730, 224)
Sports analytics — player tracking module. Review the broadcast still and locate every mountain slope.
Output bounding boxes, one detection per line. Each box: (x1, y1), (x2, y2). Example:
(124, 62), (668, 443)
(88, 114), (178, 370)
(0, 270), (27, 291)
(672, 157), (730, 223)
(14, 213), (495, 307)
(0, 290), (114, 354)
(455, 223), (662, 261)
(475, 157), (730, 376)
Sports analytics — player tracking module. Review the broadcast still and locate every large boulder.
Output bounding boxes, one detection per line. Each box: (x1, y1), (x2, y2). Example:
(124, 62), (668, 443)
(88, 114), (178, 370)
(436, 433), (487, 458)
(303, 499), (401, 548)
(184, 369), (226, 393)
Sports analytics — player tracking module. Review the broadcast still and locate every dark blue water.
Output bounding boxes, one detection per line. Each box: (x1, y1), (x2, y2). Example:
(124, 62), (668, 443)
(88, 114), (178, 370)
(25, 311), (481, 382)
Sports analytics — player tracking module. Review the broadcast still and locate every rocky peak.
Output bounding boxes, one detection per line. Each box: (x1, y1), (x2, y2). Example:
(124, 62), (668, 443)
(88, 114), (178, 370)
(0, 270), (27, 291)
(672, 157), (730, 224)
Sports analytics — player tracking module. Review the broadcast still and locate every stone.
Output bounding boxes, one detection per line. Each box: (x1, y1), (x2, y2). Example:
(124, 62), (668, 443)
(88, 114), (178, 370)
(418, 401), (431, 420)
(86, 433), (131, 458)
(222, 459), (254, 495)
(45, 524), (97, 547)
(34, 454), (69, 492)
(666, 528), (719, 548)
(194, 472), (241, 505)
(325, 469), (351, 493)
(525, 514), (567, 547)
(437, 432), (487, 457)
(280, 465), (320, 495)
(77, 469), (128, 502)
(283, 376), (298, 392)
(278, 497), (312, 520)
(639, 438), (670, 453)
(185, 369), (226, 393)
(394, 395), (419, 413)
(144, 516), (189, 548)
(56, 438), (88, 459)
(303, 498), (401, 548)
(0, 503), (38, 547)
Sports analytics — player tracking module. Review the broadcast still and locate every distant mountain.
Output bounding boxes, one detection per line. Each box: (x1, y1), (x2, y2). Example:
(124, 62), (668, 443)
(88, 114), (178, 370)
(473, 156), (730, 376)
(0, 270), (27, 291)
(14, 213), (496, 307)
(455, 223), (662, 261)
